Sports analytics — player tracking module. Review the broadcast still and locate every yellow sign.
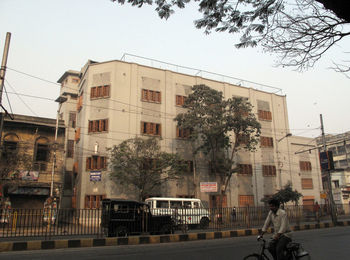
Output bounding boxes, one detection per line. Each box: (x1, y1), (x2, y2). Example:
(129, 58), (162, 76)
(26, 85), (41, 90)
(320, 192), (327, 199)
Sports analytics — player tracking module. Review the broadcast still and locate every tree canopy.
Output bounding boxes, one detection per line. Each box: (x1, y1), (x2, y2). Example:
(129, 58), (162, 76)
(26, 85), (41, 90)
(108, 137), (187, 201)
(261, 182), (303, 205)
(112, 0), (350, 76)
(175, 84), (261, 195)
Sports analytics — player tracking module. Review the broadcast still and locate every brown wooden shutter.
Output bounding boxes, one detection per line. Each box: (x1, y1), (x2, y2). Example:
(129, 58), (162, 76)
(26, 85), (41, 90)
(176, 126), (180, 138)
(158, 124), (161, 136)
(86, 157), (90, 170)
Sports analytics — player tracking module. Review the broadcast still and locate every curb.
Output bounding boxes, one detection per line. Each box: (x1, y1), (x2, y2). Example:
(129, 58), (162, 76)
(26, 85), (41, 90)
(1, 221), (349, 253)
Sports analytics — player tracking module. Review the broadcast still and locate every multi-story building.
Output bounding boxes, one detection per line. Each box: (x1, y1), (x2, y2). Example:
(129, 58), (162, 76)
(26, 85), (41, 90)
(59, 58), (323, 209)
(56, 70), (80, 208)
(316, 131), (350, 208)
(0, 114), (65, 208)
(289, 136), (323, 206)
(316, 131), (350, 170)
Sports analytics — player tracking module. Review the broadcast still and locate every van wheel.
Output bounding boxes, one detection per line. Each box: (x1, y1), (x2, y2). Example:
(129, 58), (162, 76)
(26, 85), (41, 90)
(200, 217), (209, 229)
(115, 226), (128, 237)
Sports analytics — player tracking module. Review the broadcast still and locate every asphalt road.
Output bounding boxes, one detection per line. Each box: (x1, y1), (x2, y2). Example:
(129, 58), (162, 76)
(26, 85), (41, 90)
(1, 226), (350, 259)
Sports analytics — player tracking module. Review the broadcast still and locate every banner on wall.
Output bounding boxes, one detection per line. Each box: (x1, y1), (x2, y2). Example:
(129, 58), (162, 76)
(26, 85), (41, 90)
(200, 182), (218, 192)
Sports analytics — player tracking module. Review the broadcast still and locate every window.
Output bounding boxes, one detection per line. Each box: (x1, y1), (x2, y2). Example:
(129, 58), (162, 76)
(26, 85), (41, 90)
(337, 146), (346, 155)
(258, 110), (272, 121)
(72, 78), (80, 84)
(339, 159), (348, 167)
(90, 85), (110, 99)
(141, 89), (161, 103)
(88, 119), (109, 133)
(1, 134), (19, 159)
(35, 137), (50, 162)
(299, 161), (312, 171)
(301, 178), (313, 189)
(185, 160), (194, 173)
(69, 112), (76, 128)
(175, 95), (187, 106)
(333, 180), (340, 188)
(260, 136), (274, 148)
(86, 156), (108, 170)
(262, 165), (276, 176)
(85, 195), (106, 209)
(141, 122), (161, 136)
(75, 128), (81, 142)
(67, 140), (74, 158)
(176, 127), (191, 139)
(77, 92), (83, 111)
(237, 134), (249, 145)
(238, 164), (253, 175)
(239, 195), (254, 207)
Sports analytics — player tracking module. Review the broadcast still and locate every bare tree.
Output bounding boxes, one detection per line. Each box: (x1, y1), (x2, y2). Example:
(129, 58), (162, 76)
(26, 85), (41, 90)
(112, 0), (350, 75)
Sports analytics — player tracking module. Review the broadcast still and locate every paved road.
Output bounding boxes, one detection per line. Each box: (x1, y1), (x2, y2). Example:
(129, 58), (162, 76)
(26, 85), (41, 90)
(1, 226), (350, 259)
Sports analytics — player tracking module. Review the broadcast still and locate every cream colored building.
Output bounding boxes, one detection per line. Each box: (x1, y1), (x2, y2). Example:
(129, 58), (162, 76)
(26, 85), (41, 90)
(58, 58), (323, 209)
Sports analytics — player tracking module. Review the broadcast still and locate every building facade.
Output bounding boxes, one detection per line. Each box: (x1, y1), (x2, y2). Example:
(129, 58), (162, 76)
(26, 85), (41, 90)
(59, 59), (323, 209)
(56, 70), (80, 208)
(0, 114), (65, 208)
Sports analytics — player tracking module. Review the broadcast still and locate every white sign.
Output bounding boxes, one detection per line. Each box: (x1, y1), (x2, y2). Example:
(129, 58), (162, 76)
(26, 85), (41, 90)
(200, 182), (218, 192)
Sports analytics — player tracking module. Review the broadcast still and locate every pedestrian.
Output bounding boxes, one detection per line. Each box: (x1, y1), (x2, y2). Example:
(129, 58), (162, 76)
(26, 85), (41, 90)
(313, 201), (320, 223)
(231, 206), (237, 222)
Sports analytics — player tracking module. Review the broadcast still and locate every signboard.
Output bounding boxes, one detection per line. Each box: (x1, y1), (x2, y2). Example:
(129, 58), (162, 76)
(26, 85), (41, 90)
(320, 192), (327, 199)
(200, 182), (217, 192)
(319, 151), (334, 171)
(90, 171), (101, 182)
(8, 186), (49, 195)
(19, 171), (39, 181)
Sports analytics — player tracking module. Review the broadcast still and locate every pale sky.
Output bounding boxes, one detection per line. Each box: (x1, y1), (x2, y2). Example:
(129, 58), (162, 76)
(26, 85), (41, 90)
(1, 0), (349, 138)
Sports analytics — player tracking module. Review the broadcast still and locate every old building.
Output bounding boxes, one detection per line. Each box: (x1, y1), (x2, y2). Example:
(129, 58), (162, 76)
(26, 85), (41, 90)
(58, 58), (323, 209)
(0, 114), (65, 208)
(316, 131), (350, 208)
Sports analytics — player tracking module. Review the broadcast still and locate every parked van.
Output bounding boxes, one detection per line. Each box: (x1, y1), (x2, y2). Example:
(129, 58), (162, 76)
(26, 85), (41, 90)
(144, 197), (210, 228)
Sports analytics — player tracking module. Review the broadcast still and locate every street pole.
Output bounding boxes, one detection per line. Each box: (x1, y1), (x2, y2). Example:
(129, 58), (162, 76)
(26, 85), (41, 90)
(50, 103), (61, 197)
(0, 32), (11, 147)
(320, 114), (337, 225)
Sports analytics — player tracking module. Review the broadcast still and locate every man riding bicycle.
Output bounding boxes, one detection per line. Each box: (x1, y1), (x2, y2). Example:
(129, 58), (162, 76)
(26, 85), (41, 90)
(260, 198), (292, 260)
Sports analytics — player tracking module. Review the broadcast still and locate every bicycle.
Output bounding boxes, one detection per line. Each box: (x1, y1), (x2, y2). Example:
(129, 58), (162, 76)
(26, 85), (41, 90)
(243, 235), (310, 260)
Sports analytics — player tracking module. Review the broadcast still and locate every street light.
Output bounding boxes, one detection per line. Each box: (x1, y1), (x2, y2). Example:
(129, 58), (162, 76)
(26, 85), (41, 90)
(51, 96), (67, 197)
(277, 133), (292, 143)
(276, 133), (292, 189)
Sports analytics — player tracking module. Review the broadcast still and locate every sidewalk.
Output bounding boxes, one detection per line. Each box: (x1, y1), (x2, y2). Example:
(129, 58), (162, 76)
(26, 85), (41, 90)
(0, 220), (349, 253)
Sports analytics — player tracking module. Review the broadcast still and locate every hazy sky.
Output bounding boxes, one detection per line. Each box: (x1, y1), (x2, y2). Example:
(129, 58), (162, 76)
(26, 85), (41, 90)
(1, 0), (349, 138)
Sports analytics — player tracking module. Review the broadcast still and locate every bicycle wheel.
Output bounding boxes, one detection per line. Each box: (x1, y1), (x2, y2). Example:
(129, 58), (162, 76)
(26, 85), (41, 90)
(243, 253), (266, 260)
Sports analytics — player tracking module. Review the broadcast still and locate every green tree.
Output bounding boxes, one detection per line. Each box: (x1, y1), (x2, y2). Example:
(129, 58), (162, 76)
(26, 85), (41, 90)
(261, 182), (303, 205)
(175, 84), (261, 205)
(108, 137), (187, 201)
(112, 0), (350, 75)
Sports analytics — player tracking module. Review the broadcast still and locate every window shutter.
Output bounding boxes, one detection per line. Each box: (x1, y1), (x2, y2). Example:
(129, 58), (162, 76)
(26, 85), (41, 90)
(176, 126), (180, 138)
(97, 156), (101, 169)
(158, 124), (161, 136)
(104, 119), (108, 132)
(157, 91), (161, 103)
(85, 196), (90, 209)
(141, 121), (145, 134)
(86, 157), (90, 170)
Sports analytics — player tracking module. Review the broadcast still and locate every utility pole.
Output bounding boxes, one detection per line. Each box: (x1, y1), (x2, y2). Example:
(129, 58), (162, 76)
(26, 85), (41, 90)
(0, 32), (11, 147)
(320, 114), (337, 225)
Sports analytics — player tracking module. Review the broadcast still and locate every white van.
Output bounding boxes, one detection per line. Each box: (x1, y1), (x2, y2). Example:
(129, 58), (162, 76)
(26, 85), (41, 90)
(144, 197), (210, 228)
